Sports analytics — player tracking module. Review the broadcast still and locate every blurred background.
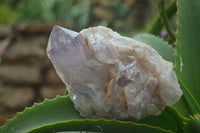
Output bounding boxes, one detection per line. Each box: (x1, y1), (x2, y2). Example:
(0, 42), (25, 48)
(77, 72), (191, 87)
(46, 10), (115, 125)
(0, 0), (175, 126)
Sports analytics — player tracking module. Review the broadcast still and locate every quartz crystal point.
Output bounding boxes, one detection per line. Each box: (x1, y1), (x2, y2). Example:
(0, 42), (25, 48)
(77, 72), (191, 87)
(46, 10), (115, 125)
(47, 25), (182, 120)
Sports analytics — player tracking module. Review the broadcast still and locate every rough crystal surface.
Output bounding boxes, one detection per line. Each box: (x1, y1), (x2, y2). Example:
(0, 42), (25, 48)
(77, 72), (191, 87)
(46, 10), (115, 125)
(47, 25), (182, 120)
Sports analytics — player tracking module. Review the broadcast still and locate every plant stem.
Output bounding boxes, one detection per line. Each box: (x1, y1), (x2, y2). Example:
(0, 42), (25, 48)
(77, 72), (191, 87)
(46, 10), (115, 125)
(159, 0), (176, 42)
(147, 1), (177, 35)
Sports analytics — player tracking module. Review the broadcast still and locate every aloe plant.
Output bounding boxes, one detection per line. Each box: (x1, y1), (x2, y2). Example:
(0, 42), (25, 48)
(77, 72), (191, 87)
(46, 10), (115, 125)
(1, 0), (200, 132)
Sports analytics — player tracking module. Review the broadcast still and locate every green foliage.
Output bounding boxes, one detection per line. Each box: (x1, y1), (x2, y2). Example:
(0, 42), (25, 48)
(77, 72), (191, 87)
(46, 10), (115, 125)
(28, 116), (172, 133)
(175, 0), (200, 132)
(0, 0), (140, 32)
(0, 96), (81, 133)
(1, 0), (200, 132)
(15, 0), (77, 25)
(0, 5), (16, 24)
(175, 0), (200, 110)
(16, 0), (55, 23)
(0, 96), (172, 133)
(0, 0), (91, 30)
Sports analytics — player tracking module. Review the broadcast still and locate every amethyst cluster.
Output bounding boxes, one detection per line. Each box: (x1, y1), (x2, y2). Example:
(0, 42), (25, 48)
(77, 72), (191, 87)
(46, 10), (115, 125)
(47, 26), (182, 120)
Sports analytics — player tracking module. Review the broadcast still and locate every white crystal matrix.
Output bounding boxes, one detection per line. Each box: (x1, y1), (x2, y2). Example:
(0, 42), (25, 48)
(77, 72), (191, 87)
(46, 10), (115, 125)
(47, 26), (182, 120)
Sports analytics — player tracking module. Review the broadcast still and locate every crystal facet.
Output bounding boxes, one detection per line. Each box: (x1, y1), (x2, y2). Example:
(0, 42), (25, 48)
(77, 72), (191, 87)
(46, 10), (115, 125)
(47, 25), (182, 120)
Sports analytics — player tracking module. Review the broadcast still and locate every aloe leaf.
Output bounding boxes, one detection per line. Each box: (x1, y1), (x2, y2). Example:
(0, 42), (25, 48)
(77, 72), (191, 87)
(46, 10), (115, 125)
(134, 33), (175, 63)
(28, 119), (172, 133)
(0, 96), (82, 133)
(0, 96), (173, 133)
(175, 0), (200, 113)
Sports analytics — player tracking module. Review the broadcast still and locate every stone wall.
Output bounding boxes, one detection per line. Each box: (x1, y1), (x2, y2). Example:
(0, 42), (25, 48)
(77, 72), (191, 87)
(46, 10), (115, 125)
(0, 24), (66, 126)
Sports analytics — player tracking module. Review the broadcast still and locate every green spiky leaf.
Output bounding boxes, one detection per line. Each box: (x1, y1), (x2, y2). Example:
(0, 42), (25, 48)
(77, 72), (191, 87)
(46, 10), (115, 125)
(0, 96), (81, 133)
(0, 96), (175, 133)
(175, 0), (200, 115)
(28, 119), (172, 133)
